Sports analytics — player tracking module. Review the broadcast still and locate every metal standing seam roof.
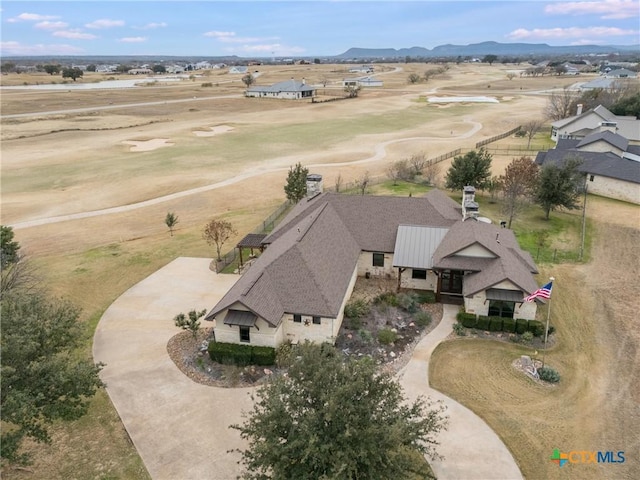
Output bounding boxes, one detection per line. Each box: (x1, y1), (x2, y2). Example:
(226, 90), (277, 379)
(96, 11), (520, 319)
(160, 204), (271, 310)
(223, 310), (257, 327)
(392, 225), (450, 269)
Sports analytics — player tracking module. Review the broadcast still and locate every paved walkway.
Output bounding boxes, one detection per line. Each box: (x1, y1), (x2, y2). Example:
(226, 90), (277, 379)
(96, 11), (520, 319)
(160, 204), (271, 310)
(399, 304), (523, 479)
(94, 258), (522, 479)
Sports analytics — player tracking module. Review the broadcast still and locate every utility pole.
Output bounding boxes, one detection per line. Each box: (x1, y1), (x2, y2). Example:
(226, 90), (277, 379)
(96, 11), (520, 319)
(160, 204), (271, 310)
(580, 180), (588, 260)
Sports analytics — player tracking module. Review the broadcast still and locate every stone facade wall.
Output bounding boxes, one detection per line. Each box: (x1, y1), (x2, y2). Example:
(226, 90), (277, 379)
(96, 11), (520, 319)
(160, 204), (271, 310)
(587, 175), (640, 204)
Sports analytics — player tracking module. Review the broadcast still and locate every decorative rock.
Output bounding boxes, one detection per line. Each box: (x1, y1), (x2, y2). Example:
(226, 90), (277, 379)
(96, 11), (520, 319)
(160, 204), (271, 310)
(409, 322), (415, 327)
(264, 368), (273, 375)
(391, 328), (398, 333)
(389, 351), (396, 358)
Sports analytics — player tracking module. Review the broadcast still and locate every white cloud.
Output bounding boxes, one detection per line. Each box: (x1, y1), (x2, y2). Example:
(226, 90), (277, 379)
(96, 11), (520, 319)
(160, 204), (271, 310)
(53, 30), (98, 40)
(85, 19), (125, 29)
(119, 37), (147, 43)
(9, 12), (60, 22)
(204, 31), (236, 38)
(35, 21), (69, 30)
(0, 40), (84, 55)
(507, 26), (638, 40)
(545, 0), (639, 20)
(138, 22), (167, 29)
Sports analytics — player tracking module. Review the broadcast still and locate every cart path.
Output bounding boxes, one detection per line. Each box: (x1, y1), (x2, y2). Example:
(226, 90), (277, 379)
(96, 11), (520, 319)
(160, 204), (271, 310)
(10, 117), (481, 229)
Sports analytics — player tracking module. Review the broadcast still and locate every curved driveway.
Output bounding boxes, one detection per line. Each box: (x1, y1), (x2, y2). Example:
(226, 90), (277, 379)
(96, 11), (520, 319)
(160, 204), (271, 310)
(94, 257), (521, 479)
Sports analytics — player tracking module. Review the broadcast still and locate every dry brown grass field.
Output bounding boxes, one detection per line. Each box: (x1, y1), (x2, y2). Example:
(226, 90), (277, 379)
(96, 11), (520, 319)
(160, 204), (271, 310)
(2, 63), (636, 479)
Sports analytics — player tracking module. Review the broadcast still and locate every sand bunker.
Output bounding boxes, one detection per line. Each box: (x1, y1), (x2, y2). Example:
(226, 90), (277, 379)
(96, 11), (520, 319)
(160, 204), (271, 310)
(428, 96), (499, 104)
(123, 138), (174, 152)
(192, 125), (235, 137)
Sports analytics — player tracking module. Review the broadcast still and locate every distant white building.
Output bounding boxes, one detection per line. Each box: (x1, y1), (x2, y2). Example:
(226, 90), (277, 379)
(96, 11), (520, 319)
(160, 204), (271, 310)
(349, 65), (374, 74)
(229, 66), (248, 74)
(246, 79), (316, 99)
(342, 76), (383, 88)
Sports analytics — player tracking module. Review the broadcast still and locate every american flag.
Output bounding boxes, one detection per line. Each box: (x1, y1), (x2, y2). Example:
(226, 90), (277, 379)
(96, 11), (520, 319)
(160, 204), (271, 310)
(524, 281), (553, 302)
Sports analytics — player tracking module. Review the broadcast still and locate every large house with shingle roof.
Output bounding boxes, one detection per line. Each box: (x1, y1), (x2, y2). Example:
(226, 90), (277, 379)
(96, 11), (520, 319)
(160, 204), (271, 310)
(536, 130), (640, 204)
(245, 78), (315, 99)
(550, 104), (640, 144)
(205, 188), (541, 347)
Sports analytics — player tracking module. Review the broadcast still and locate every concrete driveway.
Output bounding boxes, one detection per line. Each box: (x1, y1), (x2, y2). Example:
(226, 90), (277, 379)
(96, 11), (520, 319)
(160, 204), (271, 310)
(94, 258), (522, 479)
(399, 304), (523, 480)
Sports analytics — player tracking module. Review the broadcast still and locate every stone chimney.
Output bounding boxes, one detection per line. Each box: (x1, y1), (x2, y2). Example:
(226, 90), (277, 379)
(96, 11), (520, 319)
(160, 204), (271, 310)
(576, 103), (583, 116)
(302, 77), (306, 85)
(462, 185), (479, 221)
(306, 174), (323, 198)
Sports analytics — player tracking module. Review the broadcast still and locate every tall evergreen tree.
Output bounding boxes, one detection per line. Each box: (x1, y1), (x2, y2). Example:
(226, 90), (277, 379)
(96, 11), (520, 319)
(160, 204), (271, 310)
(445, 148), (493, 191)
(535, 157), (583, 220)
(284, 162), (309, 203)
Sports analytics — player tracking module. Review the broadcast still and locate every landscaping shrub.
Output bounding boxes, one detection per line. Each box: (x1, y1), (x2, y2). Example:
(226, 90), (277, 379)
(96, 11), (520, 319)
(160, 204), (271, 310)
(397, 292), (419, 313)
(252, 346), (276, 366)
(515, 318), (528, 334)
(457, 312), (477, 328)
(488, 316), (503, 332)
(414, 291), (436, 304)
(527, 320), (545, 337)
(414, 311), (432, 327)
(358, 328), (373, 344)
(377, 328), (398, 345)
(344, 298), (370, 320)
(201, 82), (213, 87)
(476, 315), (490, 331)
(502, 317), (516, 333)
(373, 291), (398, 306)
(453, 322), (466, 336)
(547, 325), (556, 336)
(275, 340), (295, 368)
(538, 366), (560, 383)
(520, 331), (534, 345)
(208, 342), (275, 366)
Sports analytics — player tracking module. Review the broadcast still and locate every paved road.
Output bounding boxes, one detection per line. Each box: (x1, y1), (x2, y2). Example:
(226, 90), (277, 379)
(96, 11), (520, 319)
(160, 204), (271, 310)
(94, 257), (522, 479)
(10, 118), (481, 230)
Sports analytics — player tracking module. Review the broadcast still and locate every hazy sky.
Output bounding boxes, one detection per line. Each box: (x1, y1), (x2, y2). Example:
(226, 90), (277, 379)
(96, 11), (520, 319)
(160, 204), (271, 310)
(2, 1), (639, 57)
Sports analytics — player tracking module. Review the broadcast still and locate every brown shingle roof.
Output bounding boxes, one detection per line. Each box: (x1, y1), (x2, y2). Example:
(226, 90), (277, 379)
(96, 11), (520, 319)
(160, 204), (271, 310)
(433, 220), (539, 296)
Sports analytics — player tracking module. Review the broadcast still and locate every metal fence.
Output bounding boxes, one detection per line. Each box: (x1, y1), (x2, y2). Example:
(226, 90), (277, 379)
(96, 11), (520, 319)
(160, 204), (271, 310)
(475, 126), (522, 148)
(481, 144), (549, 156)
(215, 201), (290, 273)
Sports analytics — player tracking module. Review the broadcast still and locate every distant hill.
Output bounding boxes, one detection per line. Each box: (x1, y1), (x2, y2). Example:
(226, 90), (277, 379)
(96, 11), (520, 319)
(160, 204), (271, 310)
(336, 41), (640, 59)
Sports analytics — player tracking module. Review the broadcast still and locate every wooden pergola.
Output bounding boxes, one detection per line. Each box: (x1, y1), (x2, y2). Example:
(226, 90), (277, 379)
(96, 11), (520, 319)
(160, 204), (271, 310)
(236, 233), (267, 267)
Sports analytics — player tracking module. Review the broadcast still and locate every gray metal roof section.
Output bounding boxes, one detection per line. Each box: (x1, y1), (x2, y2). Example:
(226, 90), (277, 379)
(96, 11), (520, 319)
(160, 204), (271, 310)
(392, 225), (449, 269)
(223, 310), (257, 327)
(486, 288), (525, 303)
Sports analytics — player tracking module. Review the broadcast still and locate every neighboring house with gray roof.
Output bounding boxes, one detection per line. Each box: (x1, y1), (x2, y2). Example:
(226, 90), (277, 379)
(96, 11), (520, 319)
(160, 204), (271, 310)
(536, 130), (640, 204)
(550, 104), (640, 144)
(245, 78), (315, 99)
(206, 188), (541, 347)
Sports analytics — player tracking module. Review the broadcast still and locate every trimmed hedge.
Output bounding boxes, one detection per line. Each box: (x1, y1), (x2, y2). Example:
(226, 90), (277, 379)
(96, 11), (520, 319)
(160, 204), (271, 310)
(502, 317), (516, 333)
(208, 341), (276, 366)
(527, 320), (545, 337)
(515, 318), (528, 334)
(488, 316), (503, 332)
(476, 315), (490, 331)
(457, 312), (477, 328)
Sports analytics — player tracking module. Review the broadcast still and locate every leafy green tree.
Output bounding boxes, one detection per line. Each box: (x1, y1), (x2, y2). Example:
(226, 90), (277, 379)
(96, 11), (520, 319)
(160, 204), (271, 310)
(500, 156), (539, 228)
(165, 211), (179, 236)
(408, 73), (421, 84)
(203, 218), (237, 261)
(116, 64), (131, 73)
(1, 62), (16, 73)
(43, 64), (60, 75)
(535, 157), (583, 220)
(62, 67), (83, 81)
(86, 64), (97, 72)
(1, 292), (104, 464)
(242, 73), (255, 87)
(610, 92), (640, 118)
(445, 148), (493, 191)
(284, 162), (309, 203)
(482, 54), (498, 65)
(153, 64), (166, 74)
(232, 342), (447, 480)
(1, 225), (20, 268)
(174, 309), (206, 338)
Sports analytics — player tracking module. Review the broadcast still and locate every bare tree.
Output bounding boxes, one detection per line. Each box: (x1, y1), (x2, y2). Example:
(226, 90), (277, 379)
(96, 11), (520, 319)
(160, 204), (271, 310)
(0, 253), (40, 297)
(522, 119), (544, 149)
(203, 219), (237, 261)
(386, 163), (401, 186)
(423, 160), (441, 186)
(409, 153), (427, 176)
(334, 173), (343, 193)
(355, 171), (370, 195)
(500, 156), (539, 228)
(545, 86), (577, 120)
(506, 73), (517, 81)
(344, 85), (361, 98)
(241, 74), (255, 87)
(423, 69), (439, 82)
(407, 73), (421, 84)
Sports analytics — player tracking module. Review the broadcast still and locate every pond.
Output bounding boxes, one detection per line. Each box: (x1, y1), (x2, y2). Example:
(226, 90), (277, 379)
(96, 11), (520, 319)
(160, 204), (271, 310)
(0, 75), (196, 91)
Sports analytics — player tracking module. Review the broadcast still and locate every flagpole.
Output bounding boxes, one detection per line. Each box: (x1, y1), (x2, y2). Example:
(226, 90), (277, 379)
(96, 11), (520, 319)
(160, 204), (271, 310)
(541, 276), (554, 369)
